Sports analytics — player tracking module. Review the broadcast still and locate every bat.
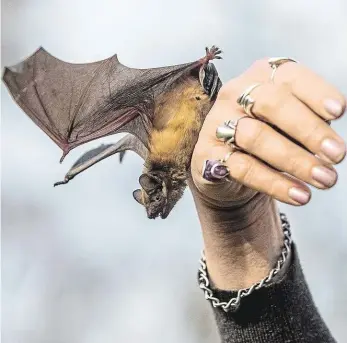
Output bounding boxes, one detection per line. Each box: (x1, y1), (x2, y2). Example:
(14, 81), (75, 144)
(3, 46), (222, 219)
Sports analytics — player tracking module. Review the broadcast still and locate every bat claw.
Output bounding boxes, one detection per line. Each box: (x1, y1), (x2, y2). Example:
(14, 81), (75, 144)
(53, 177), (70, 187)
(204, 46), (223, 63)
(119, 151), (126, 163)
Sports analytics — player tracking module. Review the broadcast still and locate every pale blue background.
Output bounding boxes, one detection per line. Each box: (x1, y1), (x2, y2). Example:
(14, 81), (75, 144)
(2, 0), (347, 342)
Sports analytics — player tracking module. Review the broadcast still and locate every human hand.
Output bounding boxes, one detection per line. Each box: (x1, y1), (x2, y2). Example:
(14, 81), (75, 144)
(189, 58), (346, 289)
(192, 59), (346, 210)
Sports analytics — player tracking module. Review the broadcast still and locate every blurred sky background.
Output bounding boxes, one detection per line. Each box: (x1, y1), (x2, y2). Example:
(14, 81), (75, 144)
(1, 0), (347, 342)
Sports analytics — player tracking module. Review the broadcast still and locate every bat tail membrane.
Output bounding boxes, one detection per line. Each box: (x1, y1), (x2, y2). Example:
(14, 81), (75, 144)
(53, 134), (148, 187)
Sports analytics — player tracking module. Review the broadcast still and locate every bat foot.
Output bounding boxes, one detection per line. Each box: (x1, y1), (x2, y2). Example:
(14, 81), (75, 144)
(204, 46), (222, 62)
(53, 177), (70, 187)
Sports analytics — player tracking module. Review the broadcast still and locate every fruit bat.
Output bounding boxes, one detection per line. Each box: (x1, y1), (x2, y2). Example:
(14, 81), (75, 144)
(3, 46), (222, 219)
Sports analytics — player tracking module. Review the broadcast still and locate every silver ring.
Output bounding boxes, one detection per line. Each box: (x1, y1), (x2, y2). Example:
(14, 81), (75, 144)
(268, 57), (298, 82)
(202, 159), (229, 181)
(236, 83), (262, 117)
(216, 116), (246, 148)
(220, 151), (233, 163)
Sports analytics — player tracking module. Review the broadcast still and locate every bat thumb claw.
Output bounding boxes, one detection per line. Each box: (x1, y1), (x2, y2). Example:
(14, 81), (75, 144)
(60, 148), (70, 163)
(119, 151), (126, 163)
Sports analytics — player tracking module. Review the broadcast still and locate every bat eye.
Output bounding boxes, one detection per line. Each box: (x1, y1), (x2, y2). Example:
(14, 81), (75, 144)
(155, 195), (160, 201)
(195, 96), (201, 101)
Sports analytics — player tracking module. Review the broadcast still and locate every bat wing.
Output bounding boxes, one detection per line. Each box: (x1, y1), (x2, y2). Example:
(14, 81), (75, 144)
(54, 134), (148, 186)
(3, 47), (217, 161)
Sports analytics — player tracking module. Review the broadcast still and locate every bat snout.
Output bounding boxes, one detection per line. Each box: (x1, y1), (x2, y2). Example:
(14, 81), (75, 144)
(146, 204), (169, 220)
(147, 210), (165, 219)
(147, 212), (158, 219)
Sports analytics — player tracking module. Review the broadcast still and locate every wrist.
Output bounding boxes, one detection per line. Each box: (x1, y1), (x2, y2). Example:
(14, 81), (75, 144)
(193, 193), (284, 290)
(194, 191), (275, 233)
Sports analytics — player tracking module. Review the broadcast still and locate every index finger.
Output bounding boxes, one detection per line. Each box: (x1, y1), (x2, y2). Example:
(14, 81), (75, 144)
(273, 60), (346, 120)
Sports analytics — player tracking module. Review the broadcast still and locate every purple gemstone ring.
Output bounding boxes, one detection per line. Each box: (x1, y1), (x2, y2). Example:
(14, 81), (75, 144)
(202, 159), (229, 182)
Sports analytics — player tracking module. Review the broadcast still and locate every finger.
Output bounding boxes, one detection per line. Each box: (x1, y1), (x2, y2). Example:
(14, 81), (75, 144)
(235, 118), (338, 189)
(192, 139), (256, 205)
(227, 152), (312, 205)
(249, 83), (346, 164)
(195, 148), (312, 206)
(272, 61), (346, 120)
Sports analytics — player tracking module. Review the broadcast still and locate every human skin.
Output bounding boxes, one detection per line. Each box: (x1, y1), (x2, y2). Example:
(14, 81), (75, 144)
(190, 59), (346, 290)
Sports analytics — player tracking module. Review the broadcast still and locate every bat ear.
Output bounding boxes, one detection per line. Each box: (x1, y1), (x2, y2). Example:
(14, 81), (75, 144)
(139, 173), (160, 192)
(199, 63), (221, 99)
(133, 189), (144, 205)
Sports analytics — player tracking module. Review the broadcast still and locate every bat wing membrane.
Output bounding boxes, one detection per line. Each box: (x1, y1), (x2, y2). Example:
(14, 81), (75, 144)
(3, 47), (201, 161)
(54, 134), (148, 186)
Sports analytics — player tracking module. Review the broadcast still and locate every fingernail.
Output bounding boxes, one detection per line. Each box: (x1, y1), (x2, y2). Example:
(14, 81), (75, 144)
(312, 166), (337, 187)
(324, 99), (344, 118)
(320, 138), (346, 163)
(288, 188), (310, 204)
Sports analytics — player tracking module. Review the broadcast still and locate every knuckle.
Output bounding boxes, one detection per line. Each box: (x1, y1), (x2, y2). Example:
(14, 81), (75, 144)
(217, 79), (240, 100)
(275, 62), (299, 86)
(250, 59), (268, 72)
(236, 118), (264, 152)
(267, 178), (281, 198)
(287, 153), (314, 181)
(301, 120), (324, 147)
(238, 59), (269, 82)
(229, 153), (253, 183)
(255, 83), (291, 115)
(287, 155), (305, 176)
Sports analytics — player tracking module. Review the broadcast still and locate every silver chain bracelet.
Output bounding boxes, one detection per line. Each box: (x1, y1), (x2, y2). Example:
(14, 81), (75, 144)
(198, 212), (292, 313)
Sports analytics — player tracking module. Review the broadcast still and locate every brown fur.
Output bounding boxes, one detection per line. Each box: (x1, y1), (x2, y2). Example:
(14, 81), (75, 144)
(148, 77), (210, 168)
(138, 77), (214, 218)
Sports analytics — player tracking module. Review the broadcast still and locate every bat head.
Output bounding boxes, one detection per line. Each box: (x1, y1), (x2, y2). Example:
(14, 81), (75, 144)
(133, 171), (185, 219)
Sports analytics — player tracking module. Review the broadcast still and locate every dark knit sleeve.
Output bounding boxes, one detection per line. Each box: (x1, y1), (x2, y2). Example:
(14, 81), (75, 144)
(205, 244), (336, 343)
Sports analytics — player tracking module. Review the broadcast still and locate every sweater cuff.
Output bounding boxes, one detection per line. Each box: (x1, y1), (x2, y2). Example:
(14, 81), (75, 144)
(201, 244), (336, 343)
